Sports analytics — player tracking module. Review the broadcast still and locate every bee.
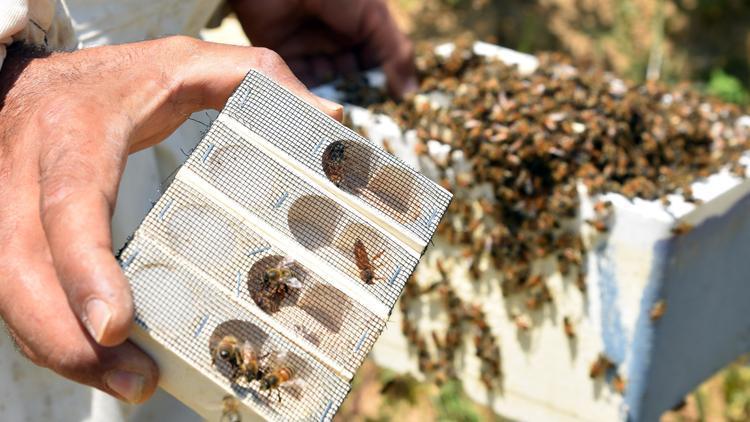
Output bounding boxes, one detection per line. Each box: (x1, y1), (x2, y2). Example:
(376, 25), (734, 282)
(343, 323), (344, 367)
(322, 141), (346, 186)
(612, 374), (627, 394)
(213, 335), (243, 368)
(563, 316), (576, 338)
(671, 222), (693, 236)
(220, 395), (241, 422)
(589, 353), (615, 379)
(585, 218), (609, 233)
(263, 258), (302, 292)
(513, 313), (532, 331)
(650, 299), (667, 321)
(236, 341), (268, 382)
(252, 258), (302, 314)
(353, 238), (384, 284)
(259, 361), (297, 403)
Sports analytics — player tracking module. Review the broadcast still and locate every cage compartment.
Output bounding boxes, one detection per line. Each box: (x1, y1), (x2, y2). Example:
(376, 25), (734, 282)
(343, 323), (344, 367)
(183, 120), (420, 311)
(222, 70), (451, 246)
(119, 240), (349, 422)
(136, 179), (384, 374)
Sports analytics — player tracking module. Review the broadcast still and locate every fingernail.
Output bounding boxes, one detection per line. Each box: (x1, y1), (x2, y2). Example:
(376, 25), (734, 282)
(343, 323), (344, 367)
(317, 96), (343, 115)
(106, 370), (144, 403)
(83, 298), (111, 343)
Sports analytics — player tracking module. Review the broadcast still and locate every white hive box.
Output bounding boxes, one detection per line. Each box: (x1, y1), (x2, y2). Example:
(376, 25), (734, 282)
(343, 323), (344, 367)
(117, 71), (451, 421)
(313, 42), (750, 421)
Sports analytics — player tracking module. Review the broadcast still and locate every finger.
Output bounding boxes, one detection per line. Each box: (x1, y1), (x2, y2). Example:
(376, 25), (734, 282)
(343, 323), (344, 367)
(36, 109), (133, 347)
(356, 0), (417, 97)
(0, 158), (158, 403)
(309, 55), (336, 86)
(184, 42), (344, 121)
(0, 250), (159, 403)
(333, 52), (359, 77)
(310, 0), (417, 97)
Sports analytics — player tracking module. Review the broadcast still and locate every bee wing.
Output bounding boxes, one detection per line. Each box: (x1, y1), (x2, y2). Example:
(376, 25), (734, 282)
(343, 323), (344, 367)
(280, 257), (296, 268)
(284, 277), (302, 289)
(283, 378), (306, 389)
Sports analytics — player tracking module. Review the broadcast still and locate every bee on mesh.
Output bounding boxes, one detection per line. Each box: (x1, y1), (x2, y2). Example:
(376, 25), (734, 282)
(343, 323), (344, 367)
(252, 257), (303, 313)
(322, 140), (347, 187)
(259, 352), (304, 403)
(353, 238), (384, 284)
(212, 335), (268, 383)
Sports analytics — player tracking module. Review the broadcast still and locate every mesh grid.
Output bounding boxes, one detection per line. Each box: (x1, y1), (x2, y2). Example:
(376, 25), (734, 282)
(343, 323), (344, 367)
(223, 70), (451, 244)
(120, 240), (349, 422)
(138, 179), (384, 372)
(117, 70), (451, 421)
(184, 121), (419, 310)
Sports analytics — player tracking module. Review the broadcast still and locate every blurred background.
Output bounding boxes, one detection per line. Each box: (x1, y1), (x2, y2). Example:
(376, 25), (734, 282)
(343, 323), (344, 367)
(203, 1), (750, 420)
(339, 1), (750, 421)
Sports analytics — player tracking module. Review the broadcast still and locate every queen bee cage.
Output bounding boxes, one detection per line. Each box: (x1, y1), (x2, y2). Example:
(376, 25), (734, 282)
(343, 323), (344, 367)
(116, 70), (452, 421)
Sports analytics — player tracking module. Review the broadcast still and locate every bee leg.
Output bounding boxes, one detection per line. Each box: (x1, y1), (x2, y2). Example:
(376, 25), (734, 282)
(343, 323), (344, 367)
(277, 390), (282, 403)
(372, 250), (385, 262)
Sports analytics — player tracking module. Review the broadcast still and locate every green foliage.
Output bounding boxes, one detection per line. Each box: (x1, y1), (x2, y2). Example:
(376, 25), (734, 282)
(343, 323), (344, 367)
(434, 381), (480, 422)
(707, 69), (749, 105)
(723, 362), (750, 421)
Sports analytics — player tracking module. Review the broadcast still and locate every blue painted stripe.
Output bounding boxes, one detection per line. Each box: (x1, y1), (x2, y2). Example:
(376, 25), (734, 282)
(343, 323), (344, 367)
(312, 138), (326, 154)
(158, 199), (174, 221)
(121, 250), (139, 269)
(274, 192), (289, 209)
(320, 400), (334, 422)
(235, 271), (242, 298)
(193, 314), (209, 338)
(247, 246), (271, 257)
(201, 144), (215, 163)
(388, 266), (402, 286)
(354, 331), (368, 353)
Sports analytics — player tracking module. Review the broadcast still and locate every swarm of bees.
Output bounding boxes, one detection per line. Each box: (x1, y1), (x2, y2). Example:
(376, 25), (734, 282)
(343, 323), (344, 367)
(251, 258), (302, 314)
(353, 238), (384, 284)
(341, 36), (749, 390)
(212, 335), (300, 403)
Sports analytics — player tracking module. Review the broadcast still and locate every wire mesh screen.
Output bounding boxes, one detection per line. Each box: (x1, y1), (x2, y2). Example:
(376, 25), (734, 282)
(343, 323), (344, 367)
(185, 121), (419, 310)
(117, 70), (451, 421)
(120, 239), (350, 422)
(224, 70), (451, 244)
(138, 178), (384, 372)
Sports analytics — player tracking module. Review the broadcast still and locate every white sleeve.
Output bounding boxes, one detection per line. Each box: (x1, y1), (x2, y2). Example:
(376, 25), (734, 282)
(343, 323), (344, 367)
(0, 0), (76, 70)
(0, 0), (30, 67)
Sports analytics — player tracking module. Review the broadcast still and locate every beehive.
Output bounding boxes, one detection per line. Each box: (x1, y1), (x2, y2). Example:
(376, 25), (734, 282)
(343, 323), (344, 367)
(117, 71), (451, 421)
(322, 42), (750, 421)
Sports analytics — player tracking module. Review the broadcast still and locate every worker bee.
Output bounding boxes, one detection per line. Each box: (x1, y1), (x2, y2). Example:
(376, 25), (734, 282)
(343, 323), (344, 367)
(650, 299), (667, 321)
(322, 140), (346, 187)
(589, 353), (615, 379)
(221, 395), (241, 422)
(353, 238), (384, 284)
(236, 341), (268, 382)
(263, 258), (302, 291)
(612, 374), (627, 394)
(213, 335), (243, 368)
(259, 360), (298, 403)
(670, 222), (693, 236)
(563, 316), (576, 338)
(252, 258), (302, 313)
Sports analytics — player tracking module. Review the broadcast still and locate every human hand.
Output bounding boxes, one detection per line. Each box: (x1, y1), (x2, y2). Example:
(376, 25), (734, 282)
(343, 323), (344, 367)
(0, 37), (341, 403)
(229, 0), (417, 97)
